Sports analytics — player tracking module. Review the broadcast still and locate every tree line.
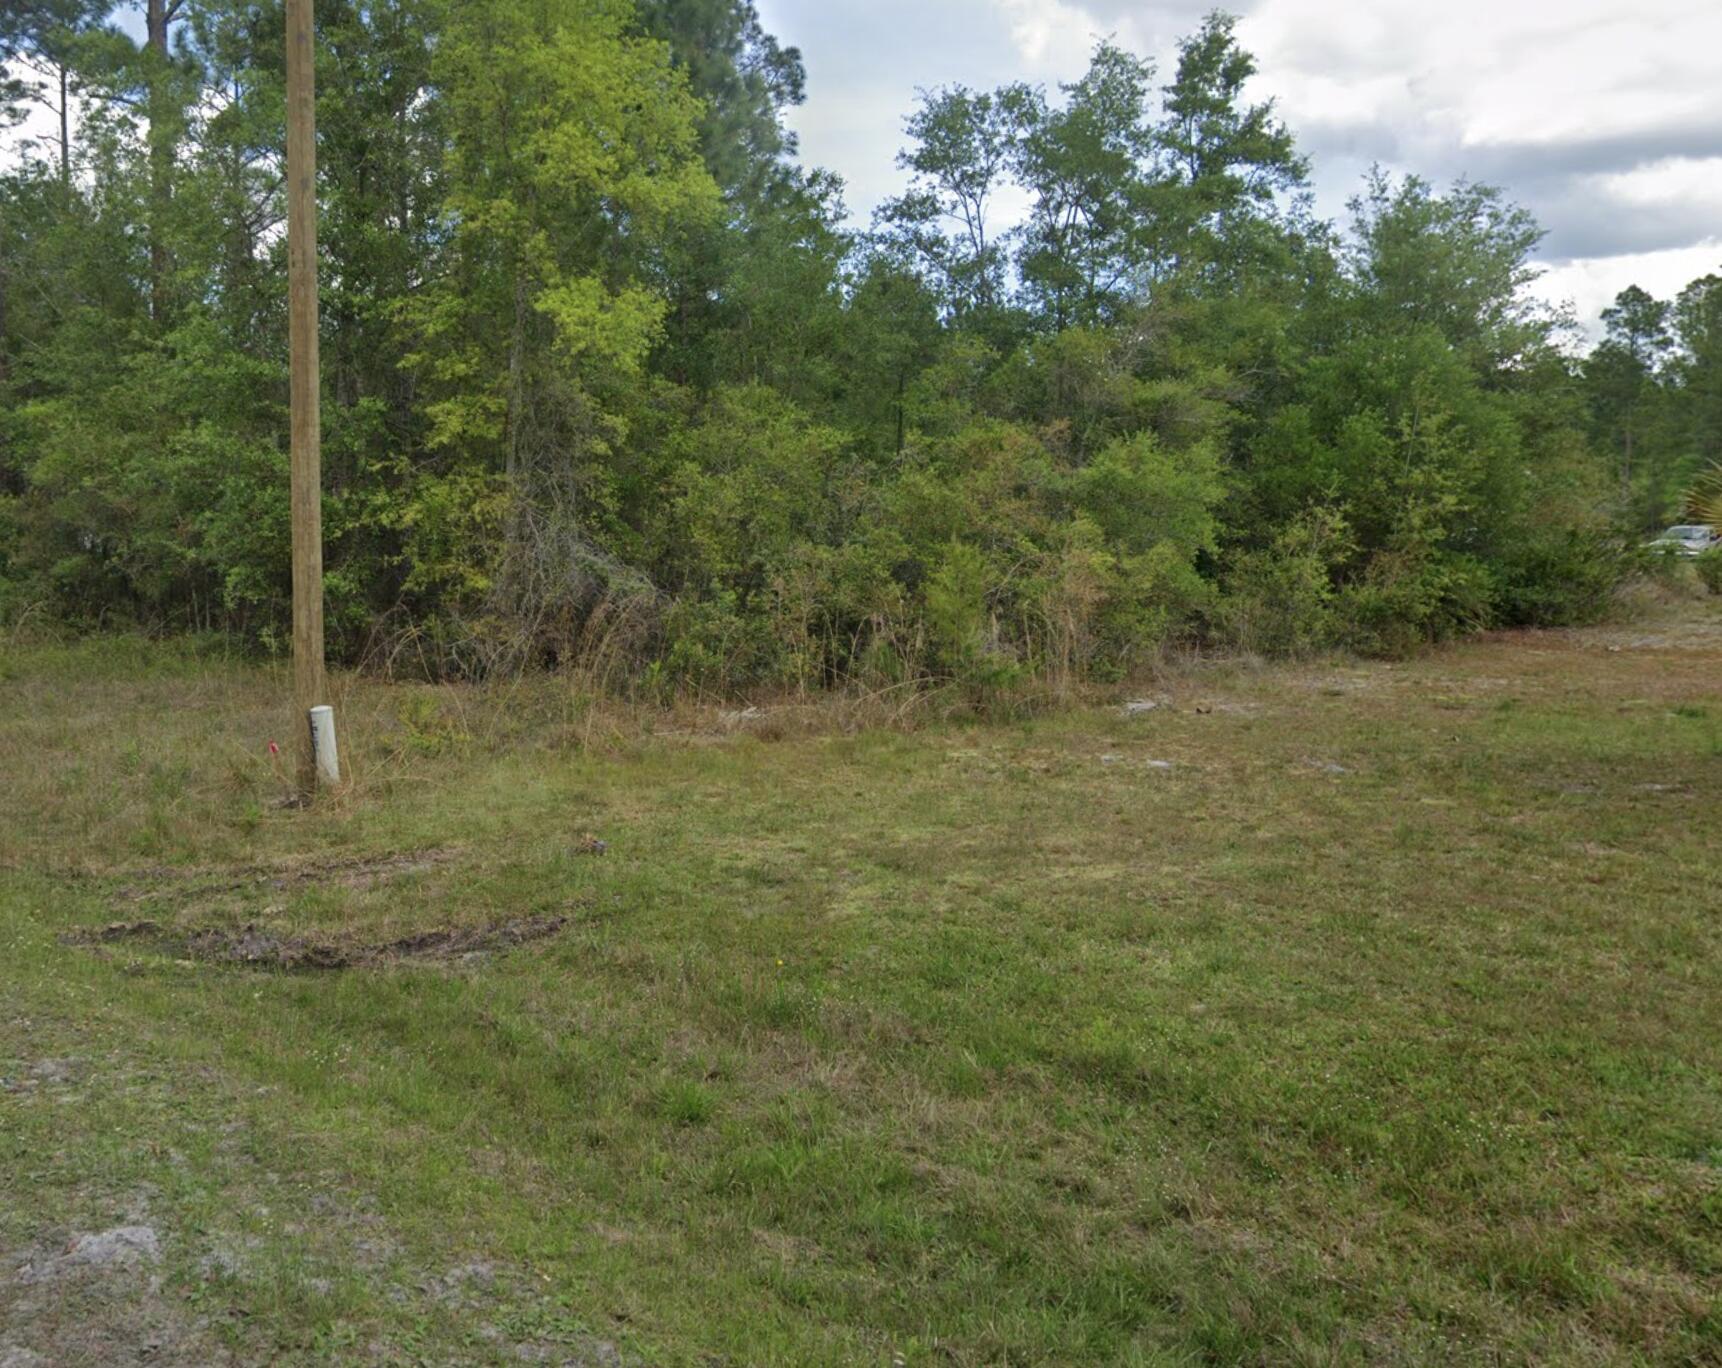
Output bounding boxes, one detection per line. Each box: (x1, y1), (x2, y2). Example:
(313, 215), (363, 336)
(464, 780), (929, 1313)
(1, 0), (1718, 687)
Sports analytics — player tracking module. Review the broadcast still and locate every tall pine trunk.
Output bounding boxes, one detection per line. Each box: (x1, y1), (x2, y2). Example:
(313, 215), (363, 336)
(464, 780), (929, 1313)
(0, 203), (11, 495)
(0, 205), (9, 388)
(146, 0), (175, 324)
(59, 64), (70, 188)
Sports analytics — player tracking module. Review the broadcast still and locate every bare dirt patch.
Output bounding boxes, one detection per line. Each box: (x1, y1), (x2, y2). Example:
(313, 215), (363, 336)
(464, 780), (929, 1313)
(3, 1221), (236, 1367)
(68, 912), (573, 971)
(14, 1226), (162, 1285)
(112, 848), (458, 907)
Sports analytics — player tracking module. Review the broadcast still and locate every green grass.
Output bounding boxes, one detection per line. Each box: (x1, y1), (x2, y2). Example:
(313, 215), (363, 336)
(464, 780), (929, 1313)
(2, 600), (1721, 1363)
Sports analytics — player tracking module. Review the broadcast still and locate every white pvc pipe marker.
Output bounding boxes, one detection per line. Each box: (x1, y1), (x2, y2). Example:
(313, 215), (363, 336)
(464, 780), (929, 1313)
(308, 705), (341, 787)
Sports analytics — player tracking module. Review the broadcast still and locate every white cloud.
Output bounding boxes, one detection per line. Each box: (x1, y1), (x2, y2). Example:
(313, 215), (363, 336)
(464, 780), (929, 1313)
(1242, 0), (1722, 147)
(995, 0), (1151, 74)
(997, 0), (1097, 71)
(1237, 0), (1722, 253)
(1533, 240), (1722, 342)
(1590, 157), (1722, 216)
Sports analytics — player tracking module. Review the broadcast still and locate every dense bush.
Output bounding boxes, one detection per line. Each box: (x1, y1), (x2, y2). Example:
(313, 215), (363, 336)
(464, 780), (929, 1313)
(1494, 530), (1634, 625)
(0, 2), (1685, 688)
(1698, 547), (1722, 596)
(1219, 508), (1351, 657)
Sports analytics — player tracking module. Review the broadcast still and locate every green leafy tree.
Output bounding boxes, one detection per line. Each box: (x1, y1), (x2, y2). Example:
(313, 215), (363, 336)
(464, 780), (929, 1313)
(1672, 273), (1722, 472)
(636, 0), (829, 394)
(1152, 10), (1307, 281)
(1345, 170), (1544, 367)
(1011, 42), (1157, 329)
(635, 0), (803, 199)
(1584, 285), (1676, 518)
(3, 0), (115, 184)
(402, 0), (717, 650)
(876, 83), (1033, 321)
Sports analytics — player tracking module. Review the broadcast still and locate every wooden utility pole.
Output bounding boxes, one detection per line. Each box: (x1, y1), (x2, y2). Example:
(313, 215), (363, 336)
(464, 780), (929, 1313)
(287, 0), (327, 795)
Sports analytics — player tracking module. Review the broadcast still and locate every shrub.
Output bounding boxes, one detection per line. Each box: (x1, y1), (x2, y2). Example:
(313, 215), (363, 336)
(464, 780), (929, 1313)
(1492, 528), (1627, 626)
(1697, 546), (1722, 596)
(924, 540), (1020, 690)
(1220, 507), (1353, 656)
(1061, 431), (1224, 670)
(1336, 546), (1496, 657)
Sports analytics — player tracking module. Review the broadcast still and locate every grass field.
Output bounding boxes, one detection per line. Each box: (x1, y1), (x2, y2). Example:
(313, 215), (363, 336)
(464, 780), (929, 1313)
(3, 590), (1720, 1365)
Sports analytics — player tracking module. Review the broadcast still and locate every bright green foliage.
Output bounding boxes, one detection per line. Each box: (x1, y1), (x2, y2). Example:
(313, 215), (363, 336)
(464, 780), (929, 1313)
(1063, 432), (1222, 667)
(1229, 174), (1623, 650)
(666, 386), (844, 597)
(1221, 507), (1352, 655)
(653, 385), (846, 684)
(414, 0), (716, 445)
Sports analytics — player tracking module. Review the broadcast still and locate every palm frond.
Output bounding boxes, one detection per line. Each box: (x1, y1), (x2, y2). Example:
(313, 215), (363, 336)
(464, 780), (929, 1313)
(1685, 462), (1722, 530)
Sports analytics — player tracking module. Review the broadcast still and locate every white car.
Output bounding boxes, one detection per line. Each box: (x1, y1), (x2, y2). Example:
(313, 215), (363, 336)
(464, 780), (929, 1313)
(1645, 524), (1720, 558)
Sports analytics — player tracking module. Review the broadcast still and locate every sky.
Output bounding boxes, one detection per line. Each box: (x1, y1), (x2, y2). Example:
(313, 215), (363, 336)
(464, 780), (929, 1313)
(22, 1), (1722, 340)
(754, 0), (1722, 338)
